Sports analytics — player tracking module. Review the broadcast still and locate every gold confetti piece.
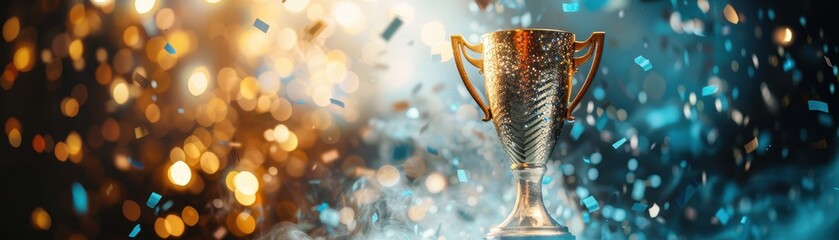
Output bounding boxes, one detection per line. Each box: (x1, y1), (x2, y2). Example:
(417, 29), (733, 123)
(305, 20), (327, 40)
(811, 139), (828, 149)
(723, 4), (739, 24)
(744, 137), (758, 154)
(392, 100), (410, 111)
(322, 149), (339, 164)
(134, 126), (149, 139)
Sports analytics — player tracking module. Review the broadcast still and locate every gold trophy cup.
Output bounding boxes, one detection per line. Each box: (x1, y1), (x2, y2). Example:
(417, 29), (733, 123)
(451, 29), (604, 239)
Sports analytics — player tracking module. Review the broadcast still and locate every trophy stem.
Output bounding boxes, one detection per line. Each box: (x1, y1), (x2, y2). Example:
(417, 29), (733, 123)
(486, 164), (574, 240)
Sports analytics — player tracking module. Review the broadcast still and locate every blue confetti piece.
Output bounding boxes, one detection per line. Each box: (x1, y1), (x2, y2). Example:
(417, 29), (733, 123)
(146, 192), (162, 208)
(631, 203), (648, 212)
(129, 224), (141, 238)
(582, 195), (599, 213)
(833, 187), (839, 191)
(163, 42), (176, 55)
(583, 158), (590, 164)
(426, 146), (439, 156)
(612, 137), (627, 149)
(570, 121), (585, 140)
(72, 182), (88, 215)
(783, 57), (795, 72)
(740, 216), (748, 224)
(372, 213), (379, 223)
(595, 113), (609, 131)
(542, 176), (553, 185)
(296, 99), (305, 104)
(716, 208), (730, 225)
(162, 200), (173, 211)
(701, 85), (719, 96)
(253, 18), (270, 33)
(414, 224), (418, 235)
(329, 98), (345, 108)
(676, 184), (697, 208)
(130, 158), (144, 169)
(631, 180), (645, 200)
(457, 169), (468, 183)
(562, 2), (580, 12)
(380, 17), (403, 41)
(392, 144), (411, 160)
(768, 9), (776, 21)
(808, 100), (829, 113)
(801, 178), (815, 190)
(724, 40), (732, 52)
(634, 55), (652, 71)
(799, 16), (806, 26)
(833, 66), (838, 76)
(583, 212), (590, 223)
(401, 190), (413, 196)
(316, 203), (329, 212)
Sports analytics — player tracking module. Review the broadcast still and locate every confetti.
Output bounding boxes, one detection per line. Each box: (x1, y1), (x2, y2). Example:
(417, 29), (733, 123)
(562, 2), (580, 12)
(542, 176), (553, 185)
(162, 200), (173, 211)
(305, 20), (327, 39)
(582, 196), (600, 213)
(372, 213), (379, 223)
(420, 122), (430, 134)
(134, 126), (149, 139)
(72, 182), (88, 215)
(631, 202), (648, 212)
(741, 216), (748, 224)
(716, 208), (730, 225)
(612, 137), (627, 149)
(315, 203), (328, 212)
(163, 42), (176, 55)
(130, 157), (144, 169)
(676, 184), (698, 208)
(701, 85), (719, 96)
(426, 146), (439, 156)
(744, 137), (759, 154)
(133, 72), (151, 88)
(808, 100), (829, 113)
(570, 121), (584, 140)
(129, 224), (141, 238)
(392, 100), (410, 111)
(329, 98), (345, 108)
(457, 169), (468, 183)
(475, 0), (492, 10)
(296, 99), (305, 104)
(634, 55), (652, 71)
(649, 203), (660, 218)
(723, 4), (739, 24)
(253, 18), (270, 33)
(380, 17), (403, 41)
(146, 192), (162, 208)
(826, 56), (834, 67)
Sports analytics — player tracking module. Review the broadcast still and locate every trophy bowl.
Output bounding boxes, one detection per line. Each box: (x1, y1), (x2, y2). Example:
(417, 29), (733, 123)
(451, 29), (604, 239)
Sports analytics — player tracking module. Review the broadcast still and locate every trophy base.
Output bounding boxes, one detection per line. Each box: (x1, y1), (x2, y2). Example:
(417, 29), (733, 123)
(485, 226), (575, 240)
(485, 164), (575, 240)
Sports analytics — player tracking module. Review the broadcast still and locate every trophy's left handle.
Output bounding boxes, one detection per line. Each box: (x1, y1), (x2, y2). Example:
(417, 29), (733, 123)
(451, 35), (492, 121)
(567, 32), (605, 121)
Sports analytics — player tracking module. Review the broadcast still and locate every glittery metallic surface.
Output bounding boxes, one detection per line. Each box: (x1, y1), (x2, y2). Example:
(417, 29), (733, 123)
(482, 29), (575, 165)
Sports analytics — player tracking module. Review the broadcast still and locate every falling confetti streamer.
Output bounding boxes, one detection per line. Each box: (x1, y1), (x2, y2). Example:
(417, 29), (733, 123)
(146, 192), (162, 208)
(71, 182), (88, 215)
(129, 224), (141, 238)
(716, 208), (731, 225)
(163, 42), (176, 55)
(744, 137), (759, 154)
(723, 4), (740, 24)
(634, 55), (652, 71)
(329, 98), (345, 108)
(582, 195), (600, 212)
(808, 100), (829, 113)
(253, 18), (270, 33)
(381, 17), (403, 41)
(702, 85), (719, 96)
(562, 3), (580, 12)
(612, 137), (628, 149)
(457, 169), (468, 183)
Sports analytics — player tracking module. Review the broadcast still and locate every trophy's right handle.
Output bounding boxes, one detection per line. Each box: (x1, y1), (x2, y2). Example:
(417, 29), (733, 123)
(451, 35), (492, 121)
(567, 32), (605, 121)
